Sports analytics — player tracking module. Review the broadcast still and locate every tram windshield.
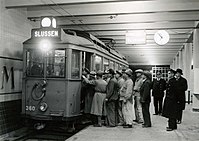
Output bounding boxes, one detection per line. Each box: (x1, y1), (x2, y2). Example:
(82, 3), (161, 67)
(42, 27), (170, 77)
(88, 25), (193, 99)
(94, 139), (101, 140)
(26, 50), (44, 76)
(26, 49), (66, 77)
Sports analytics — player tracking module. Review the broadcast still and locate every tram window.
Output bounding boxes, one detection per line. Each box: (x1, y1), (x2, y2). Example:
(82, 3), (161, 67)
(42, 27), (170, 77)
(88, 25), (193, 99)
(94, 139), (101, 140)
(26, 50), (44, 76)
(118, 64), (123, 70)
(115, 63), (119, 70)
(103, 58), (109, 71)
(46, 49), (66, 77)
(71, 50), (80, 79)
(94, 55), (102, 71)
(109, 61), (114, 69)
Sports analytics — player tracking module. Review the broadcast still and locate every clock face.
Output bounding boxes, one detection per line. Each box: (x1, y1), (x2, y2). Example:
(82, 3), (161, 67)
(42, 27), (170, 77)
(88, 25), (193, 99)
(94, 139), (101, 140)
(154, 30), (170, 45)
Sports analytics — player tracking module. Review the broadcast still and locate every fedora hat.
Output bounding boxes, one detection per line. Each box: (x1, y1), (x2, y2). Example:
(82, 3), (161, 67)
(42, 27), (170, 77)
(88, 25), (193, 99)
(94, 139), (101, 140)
(116, 70), (123, 76)
(96, 70), (104, 76)
(135, 69), (143, 73)
(125, 69), (133, 76)
(108, 68), (115, 75)
(143, 71), (151, 78)
(176, 68), (183, 75)
(90, 71), (96, 77)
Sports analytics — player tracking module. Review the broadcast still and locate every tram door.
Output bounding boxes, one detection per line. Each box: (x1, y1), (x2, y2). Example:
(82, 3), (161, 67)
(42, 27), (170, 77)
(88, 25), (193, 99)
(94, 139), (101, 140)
(82, 52), (92, 71)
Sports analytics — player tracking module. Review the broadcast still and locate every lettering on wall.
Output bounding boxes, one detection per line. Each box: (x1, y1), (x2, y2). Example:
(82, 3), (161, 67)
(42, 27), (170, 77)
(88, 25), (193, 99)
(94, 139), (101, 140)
(1, 66), (15, 89)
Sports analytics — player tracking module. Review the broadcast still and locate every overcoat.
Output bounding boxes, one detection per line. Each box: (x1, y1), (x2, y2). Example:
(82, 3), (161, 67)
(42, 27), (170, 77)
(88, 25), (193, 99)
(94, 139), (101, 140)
(162, 78), (178, 119)
(176, 77), (188, 110)
(140, 79), (151, 103)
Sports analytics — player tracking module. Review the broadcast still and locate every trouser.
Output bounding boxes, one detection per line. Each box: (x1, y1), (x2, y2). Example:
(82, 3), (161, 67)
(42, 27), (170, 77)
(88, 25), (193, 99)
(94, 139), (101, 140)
(134, 96), (143, 122)
(118, 100), (124, 124)
(106, 101), (118, 126)
(122, 100), (134, 125)
(177, 110), (183, 122)
(141, 102), (151, 126)
(168, 118), (177, 129)
(153, 97), (163, 114)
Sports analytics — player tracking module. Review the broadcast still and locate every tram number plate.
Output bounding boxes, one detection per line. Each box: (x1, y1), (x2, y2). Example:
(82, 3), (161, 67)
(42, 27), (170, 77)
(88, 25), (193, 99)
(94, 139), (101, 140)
(26, 106), (35, 111)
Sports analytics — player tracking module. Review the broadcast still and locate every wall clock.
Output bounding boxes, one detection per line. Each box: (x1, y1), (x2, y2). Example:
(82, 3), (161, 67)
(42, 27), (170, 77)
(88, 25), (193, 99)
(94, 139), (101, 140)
(154, 30), (170, 45)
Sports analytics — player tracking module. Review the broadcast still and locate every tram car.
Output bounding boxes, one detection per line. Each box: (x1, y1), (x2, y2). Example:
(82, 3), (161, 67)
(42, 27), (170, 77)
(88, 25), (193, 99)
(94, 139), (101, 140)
(21, 17), (128, 129)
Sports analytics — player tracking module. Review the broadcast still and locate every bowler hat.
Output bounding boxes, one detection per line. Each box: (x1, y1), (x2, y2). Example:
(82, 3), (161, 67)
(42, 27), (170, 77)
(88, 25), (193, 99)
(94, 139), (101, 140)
(125, 69), (133, 76)
(135, 69), (143, 73)
(176, 68), (183, 75)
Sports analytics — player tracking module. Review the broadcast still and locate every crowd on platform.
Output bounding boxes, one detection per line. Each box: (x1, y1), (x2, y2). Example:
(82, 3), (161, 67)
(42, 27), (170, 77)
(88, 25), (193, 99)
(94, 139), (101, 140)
(81, 67), (187, 131)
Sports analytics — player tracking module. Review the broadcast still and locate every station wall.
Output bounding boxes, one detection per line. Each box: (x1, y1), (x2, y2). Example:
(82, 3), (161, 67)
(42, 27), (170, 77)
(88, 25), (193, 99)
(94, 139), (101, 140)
(0, 0), (32, 135)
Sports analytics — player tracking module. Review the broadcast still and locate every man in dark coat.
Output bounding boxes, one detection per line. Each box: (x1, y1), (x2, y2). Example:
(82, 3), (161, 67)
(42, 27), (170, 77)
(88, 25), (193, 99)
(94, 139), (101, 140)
(152, 71), (166, 115)
(175, 68), (188, 124)
(140, 71), (152, 128)
(162, 69), (178, 131)
(105, 69), (120, 127)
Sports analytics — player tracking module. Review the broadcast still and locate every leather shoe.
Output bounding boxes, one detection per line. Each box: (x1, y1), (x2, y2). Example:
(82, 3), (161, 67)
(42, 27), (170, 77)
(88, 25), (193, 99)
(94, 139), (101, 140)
(123, 124), (132, 128)
(177, 120), (181, 124)
(142, 125), (151, 128)
(166, 128), (173, 131)
(93, 124), (102, 127)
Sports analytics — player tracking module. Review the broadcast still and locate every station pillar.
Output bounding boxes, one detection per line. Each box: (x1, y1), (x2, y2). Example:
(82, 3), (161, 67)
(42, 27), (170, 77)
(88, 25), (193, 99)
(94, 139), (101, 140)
(193, 29), (199, 111)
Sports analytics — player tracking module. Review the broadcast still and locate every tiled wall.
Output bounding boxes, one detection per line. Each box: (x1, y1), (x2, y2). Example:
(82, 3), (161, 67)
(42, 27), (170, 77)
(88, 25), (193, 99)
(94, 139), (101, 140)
(0, 100), (21, 135)
(0, 0), (32, 135)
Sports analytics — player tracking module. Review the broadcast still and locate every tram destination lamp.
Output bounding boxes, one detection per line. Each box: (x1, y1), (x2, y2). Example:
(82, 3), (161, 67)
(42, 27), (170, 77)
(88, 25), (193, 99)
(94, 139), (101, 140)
(41, 17), (57, 28)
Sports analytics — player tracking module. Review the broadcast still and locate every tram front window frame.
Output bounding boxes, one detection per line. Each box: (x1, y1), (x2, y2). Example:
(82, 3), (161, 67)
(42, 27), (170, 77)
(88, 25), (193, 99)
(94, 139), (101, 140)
(71, 50), (80, 79)
(26, 49), (66, 78)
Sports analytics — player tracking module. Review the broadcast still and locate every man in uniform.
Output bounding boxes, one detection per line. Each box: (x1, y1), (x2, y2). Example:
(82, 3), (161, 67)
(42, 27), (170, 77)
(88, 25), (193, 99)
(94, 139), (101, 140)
(151, 71), (166, 115)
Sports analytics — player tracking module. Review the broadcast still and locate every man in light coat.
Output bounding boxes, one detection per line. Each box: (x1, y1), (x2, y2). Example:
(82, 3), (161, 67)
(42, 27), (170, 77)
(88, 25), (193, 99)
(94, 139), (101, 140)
(133, 69), (144, 124)
(120, 69), (134, 128)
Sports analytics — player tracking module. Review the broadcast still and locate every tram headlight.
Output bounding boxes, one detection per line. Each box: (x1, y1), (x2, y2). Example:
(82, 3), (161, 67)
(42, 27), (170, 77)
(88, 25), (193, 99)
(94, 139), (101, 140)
(39, 102), (48, 112)
(41, 17), (57, 28)
(39, 39), (51, 52)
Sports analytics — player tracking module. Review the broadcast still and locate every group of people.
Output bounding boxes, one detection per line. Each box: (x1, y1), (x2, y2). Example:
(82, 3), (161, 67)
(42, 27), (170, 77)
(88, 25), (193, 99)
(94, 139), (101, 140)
(81, 67), (188, 131)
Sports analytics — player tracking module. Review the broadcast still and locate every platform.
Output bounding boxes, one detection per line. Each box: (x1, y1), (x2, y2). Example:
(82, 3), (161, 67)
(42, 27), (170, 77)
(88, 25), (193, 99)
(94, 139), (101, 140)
(66, 104), (199, 141)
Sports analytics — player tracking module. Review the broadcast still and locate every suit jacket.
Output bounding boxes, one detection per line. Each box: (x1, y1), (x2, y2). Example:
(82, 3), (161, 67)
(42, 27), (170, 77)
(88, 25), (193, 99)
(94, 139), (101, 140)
(152, 78), (166, 97)
(106, 77), (119, 101)
(140, 79), (151, 103)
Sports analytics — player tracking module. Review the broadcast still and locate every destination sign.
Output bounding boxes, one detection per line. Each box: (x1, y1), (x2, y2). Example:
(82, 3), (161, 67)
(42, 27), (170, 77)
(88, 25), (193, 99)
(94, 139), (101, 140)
(31, 28), (61, 39)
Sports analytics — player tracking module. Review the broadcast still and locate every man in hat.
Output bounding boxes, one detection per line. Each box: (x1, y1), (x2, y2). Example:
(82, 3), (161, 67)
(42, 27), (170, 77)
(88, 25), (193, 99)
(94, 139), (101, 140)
(133, 69), (144, 124)
(83, 70), (107, 127)
(81, 69), (96, 124)
(120, 69), (134, 128)
(115, 70), (125, 125)
(175, 68), (188, 124)
(162, 69), (179, 131)
(140, 71), (152, 128)
(151, 71), (166, 115)
(105, 69), (120, 127)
